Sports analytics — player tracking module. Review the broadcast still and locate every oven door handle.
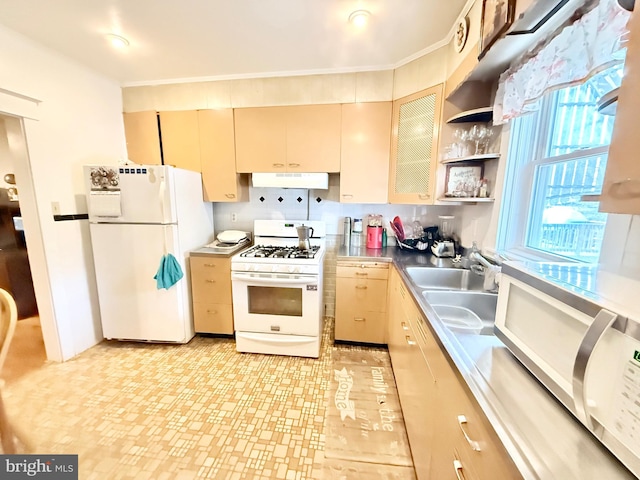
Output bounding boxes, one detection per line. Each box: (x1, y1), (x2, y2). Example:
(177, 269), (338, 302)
(231, 272), (316, 285)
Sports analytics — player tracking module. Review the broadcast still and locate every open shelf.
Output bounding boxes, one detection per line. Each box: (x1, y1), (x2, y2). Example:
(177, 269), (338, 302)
(446, 107), (493, 124)
(441, 153), (500, 164)
(438, 197), (495, 204)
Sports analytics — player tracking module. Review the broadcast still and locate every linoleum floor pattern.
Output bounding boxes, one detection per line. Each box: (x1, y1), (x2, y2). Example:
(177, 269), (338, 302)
(3, 319), (408, 479)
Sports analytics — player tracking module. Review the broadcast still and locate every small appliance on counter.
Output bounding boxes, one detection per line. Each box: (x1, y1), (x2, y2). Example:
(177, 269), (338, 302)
(366, 214), (383, 249)
(431, 215), (456, 258)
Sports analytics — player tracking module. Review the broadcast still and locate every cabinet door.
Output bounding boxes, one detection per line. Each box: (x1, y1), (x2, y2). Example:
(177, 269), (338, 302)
(234, 107), (287, 173)
(340, 102), (392, 204)
(198, 109), (249, 202)
(159, 110), (201, 172)
(286, 104), (341, 172)
(122, 111), (162, 165)
(389, 84), (443, 204)
(600, 9), (640, 214)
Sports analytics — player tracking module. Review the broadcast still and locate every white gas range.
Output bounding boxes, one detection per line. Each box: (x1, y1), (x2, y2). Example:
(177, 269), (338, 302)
(230, 220), (326, 358)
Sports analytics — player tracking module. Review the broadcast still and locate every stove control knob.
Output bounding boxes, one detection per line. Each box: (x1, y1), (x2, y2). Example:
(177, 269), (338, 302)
(287, 266), (295, 273)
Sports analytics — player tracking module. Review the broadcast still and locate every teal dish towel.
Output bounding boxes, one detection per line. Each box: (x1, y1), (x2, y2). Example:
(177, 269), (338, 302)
(154, 253), (184, 289)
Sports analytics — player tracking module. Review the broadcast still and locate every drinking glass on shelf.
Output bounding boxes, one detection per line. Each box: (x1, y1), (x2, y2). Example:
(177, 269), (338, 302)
(452, 128), (471, 157)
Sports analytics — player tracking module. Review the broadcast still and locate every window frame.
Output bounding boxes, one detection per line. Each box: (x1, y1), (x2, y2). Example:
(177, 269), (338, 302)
(496, 92), (611, 263)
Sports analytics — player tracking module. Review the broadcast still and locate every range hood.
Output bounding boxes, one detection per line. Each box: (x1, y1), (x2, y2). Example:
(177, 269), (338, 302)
(251, 172), (329, 189)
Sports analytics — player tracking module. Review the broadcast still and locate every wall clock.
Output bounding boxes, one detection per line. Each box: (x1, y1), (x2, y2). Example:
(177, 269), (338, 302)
(455, 17), (469, 53)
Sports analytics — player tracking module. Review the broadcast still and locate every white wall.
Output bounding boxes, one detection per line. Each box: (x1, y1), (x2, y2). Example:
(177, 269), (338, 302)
(0, 25), (127, 361)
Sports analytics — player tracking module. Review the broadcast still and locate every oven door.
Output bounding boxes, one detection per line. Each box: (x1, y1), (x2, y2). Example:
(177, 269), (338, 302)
(231, 271), (321, 336)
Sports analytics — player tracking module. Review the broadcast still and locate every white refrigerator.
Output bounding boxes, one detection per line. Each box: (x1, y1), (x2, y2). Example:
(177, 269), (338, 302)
(85, 165), (214, 343)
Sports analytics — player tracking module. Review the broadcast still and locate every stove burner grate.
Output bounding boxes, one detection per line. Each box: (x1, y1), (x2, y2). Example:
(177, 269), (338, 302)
(240, 245), (320, 259)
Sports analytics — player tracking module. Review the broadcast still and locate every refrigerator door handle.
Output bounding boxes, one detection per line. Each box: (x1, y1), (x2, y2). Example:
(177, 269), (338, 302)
(572, 308), (618, 430)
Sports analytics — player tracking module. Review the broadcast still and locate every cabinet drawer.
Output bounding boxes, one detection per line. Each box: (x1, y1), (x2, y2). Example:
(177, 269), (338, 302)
(336, 263), (389, 280)
(337, 277), (388, 312)
(190, 256), (230, 272)
(334, 309), (386, 344)
(193, 302), (234, 334)
(190, 257), (232, 304)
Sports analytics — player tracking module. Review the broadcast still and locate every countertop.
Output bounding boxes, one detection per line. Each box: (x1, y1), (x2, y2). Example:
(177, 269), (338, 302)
(337, 246), (635, 479)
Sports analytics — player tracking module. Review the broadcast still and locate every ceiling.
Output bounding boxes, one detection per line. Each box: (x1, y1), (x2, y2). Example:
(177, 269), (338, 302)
(0, 0), (469, 86)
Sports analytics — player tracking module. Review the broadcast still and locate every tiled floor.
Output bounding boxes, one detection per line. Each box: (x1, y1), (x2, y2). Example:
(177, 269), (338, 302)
(2, 319), (414, 479)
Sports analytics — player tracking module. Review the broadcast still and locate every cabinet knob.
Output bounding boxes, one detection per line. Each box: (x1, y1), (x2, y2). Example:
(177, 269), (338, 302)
(225, 193), (236, 198)
(342, 194), (353, 198)
(355, 272), (368, 276)
(418, 193), (430, 199)
(204, 264), (216, 267)
(401, 322), (408, 331)
(206, 280), (216, 283)
(288, 163), (300, 168)
(272, 163), (285, 168)
(355, 285), (368, 290)
(206, 309), (218, 314)
(405, 335), (416, 346)
(354, 317), (366, 322)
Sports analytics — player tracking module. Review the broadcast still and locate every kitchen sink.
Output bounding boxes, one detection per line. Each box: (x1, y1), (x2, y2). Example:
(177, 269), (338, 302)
(405, 267), (484, 291)
(422, 290), (497, 335)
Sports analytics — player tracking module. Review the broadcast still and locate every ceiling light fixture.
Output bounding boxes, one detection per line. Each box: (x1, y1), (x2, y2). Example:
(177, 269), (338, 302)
(106, 33), (130, 49)
(348, 10), (370, 28)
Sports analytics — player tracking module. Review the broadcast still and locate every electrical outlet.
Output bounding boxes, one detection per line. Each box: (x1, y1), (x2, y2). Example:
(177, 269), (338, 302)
(51, 201), (61, 215)
(231, 213), (238, 222)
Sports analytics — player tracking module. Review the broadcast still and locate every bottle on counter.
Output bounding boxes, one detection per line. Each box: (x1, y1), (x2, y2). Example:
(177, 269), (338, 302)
(342, 217), (352, 248)
(382, 227), (388, 248)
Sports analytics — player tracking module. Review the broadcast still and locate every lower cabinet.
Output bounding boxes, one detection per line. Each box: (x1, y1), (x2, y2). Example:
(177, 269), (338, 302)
(335, 261), (389, 344)
(189, 256), (234, 334)
(388, 266), (522, 480)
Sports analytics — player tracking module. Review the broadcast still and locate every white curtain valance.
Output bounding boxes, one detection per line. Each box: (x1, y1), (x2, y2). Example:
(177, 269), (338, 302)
(494, 0), (630, 125)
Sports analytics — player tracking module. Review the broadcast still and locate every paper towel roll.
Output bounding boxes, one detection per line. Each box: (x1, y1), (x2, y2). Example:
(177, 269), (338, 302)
(90, 191), (122, 217)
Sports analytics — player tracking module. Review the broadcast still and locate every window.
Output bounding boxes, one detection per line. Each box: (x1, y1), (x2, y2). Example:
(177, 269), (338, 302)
(497, 64), (623, 262)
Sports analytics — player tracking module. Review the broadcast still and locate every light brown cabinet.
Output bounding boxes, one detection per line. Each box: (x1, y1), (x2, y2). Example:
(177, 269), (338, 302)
(234, 104), (341, 173)
(600, 8), (640, 215)
(388, 84), (444, 204)
(387, 266), (522, 480)
(387, 266), (436, 478)
(122, 111), (162, 165)
(198, 109), (249, 202)
(340, 102), (392, 204)
(189, 256), (234, 334)
(158, 110), (202, 172)
(335, 262), (388, 344)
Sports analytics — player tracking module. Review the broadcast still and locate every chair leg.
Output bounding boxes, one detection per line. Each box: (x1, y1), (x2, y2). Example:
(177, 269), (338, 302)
(0, 392), (16, 454)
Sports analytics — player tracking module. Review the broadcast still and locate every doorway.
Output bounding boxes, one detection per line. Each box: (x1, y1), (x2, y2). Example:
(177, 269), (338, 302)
(0, 115), (46, 384)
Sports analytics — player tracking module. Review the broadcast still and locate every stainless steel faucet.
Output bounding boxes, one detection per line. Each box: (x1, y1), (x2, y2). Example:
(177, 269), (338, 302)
(468, 242), (501, 293)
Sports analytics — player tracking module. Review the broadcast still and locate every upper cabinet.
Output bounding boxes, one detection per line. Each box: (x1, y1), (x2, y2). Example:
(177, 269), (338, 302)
(198, 109), (249, 203)
(340, 102), (392, 204)
(388, 84), (444, 204)
(158, 110), (202, 172)
(599, 6), (640, 215)
(234, 105), (341, 173)
(122, 111), (162, 165)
